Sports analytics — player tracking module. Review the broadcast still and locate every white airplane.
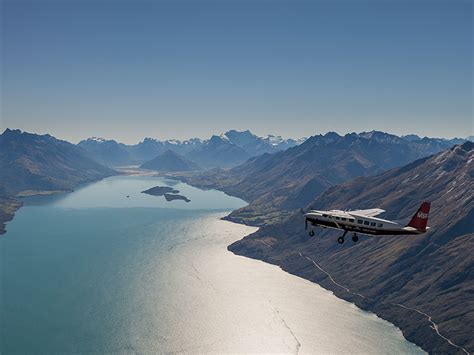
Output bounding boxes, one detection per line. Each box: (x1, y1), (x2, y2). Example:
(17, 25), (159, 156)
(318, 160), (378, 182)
(304, 202), (430, 244)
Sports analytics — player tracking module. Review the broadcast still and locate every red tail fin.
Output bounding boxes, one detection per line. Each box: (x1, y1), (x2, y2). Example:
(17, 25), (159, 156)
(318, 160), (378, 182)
(407, 202), (430, 232)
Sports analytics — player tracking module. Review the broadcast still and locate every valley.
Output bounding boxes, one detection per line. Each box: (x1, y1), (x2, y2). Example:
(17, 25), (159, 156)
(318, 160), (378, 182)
(3, 2), (470, 352)
(1, 127), (472, 354)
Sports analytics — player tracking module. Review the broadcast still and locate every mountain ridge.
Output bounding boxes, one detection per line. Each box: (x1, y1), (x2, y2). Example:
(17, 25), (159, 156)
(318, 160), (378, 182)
(0, 129), (117, 234)
(77, 130), (303, 168)
(175, 130), (467, 226)
(228, 142), (474, 354)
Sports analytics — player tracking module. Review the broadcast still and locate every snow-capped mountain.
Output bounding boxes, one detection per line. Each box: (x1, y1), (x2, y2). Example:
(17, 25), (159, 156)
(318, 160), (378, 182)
(223, 130), (302, 156)
(77, 130), (466, 169)
(78, 130), (305, 168)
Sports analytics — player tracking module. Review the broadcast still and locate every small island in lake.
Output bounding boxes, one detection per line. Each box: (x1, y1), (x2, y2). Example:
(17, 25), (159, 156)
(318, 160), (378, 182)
(141, 185), (190, 202)
(141, 186), (179, 196)
(164, 193), (191, 202)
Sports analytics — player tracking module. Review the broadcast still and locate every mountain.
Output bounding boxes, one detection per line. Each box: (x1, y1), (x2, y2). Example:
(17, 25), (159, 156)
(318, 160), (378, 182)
(262, 134), (306, 150)
(127, 138), (165, 163)
(229, 142), (474, 354)
(140, 150), (201, 172)
(77, 130), (303, 168)
(77, 137), (205, 167)
(76, 129), (466, 170)
(1, 129), (116, 196)
(185, 135), (251, 168)
(401, 134), (422, 142)
(223, 129), (301, 156)
(0, 129), (116, 234)
(187, 130), (304, 167)
(178, 131), (461, 225)
(399, 134), (468, 156)
(78, 137), (134, 167)
(130, 137), (204, 163)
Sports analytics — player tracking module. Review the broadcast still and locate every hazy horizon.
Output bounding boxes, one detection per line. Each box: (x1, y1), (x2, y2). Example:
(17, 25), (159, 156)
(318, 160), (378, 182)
(2, 125), (472, 146)
(2, 0), (472, 143)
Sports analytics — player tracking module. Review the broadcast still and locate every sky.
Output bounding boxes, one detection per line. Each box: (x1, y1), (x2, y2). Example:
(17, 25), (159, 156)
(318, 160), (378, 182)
(1, 0), (472, 144)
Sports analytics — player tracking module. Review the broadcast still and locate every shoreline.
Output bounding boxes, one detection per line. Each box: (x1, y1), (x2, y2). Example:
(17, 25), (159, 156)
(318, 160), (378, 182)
(228, 235), (469, 355)
(1, 191), (67, 235)
(223, 226), (432, 354)
(1, 194), (422, 353)
(0, 175), (118, 236)
(0, 169), (187, 236)
(70, 169), (463, 353)
(0, 170), (453, 353)
(169, 176), (455, 355)
(15, 189), (72, 198)
(0, 198), (23, 235)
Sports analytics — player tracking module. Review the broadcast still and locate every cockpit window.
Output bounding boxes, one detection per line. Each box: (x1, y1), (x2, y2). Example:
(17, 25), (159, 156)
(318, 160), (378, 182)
(341, 217), (346, 221)
(370, 222), (376, 227)
(322, 214), (328, 217)
(349, 219), (355, 223)
(335, 217), (340, 220)
(377, 223), (383, 227)
(364, 221), (370, 225)
(357, 220), (363, 224)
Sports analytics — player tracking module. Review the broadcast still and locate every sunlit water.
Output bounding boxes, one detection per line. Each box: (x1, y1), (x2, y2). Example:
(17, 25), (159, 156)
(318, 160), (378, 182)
(0, 175), (424, 353)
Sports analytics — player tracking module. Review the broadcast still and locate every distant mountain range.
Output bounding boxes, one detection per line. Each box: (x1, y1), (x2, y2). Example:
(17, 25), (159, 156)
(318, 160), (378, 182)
(75, 137), (133, 167)
(185, 135), (251, 168)
(78, 130), (305, 168)
(229, 142), (474, 354)
(0, 129), (116, 234)
(140, 150), (201, 172)
(177, 131), (469, 225)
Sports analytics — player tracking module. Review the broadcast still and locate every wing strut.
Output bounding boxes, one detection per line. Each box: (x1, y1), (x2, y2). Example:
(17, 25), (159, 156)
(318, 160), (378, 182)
(328, 215), (341, 229)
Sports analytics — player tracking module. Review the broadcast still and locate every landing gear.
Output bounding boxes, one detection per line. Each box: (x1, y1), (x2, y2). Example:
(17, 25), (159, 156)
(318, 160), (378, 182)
(305, 218), (315, 237)
(352, 233), (359, 242)
(337, 230), (348, 244)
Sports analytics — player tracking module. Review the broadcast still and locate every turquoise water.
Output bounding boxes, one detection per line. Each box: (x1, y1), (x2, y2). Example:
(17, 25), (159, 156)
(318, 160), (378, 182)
(0, 175), (424, 353)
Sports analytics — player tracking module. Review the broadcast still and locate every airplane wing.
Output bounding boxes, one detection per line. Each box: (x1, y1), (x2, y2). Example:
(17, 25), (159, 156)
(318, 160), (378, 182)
(349, 208), (386, 217)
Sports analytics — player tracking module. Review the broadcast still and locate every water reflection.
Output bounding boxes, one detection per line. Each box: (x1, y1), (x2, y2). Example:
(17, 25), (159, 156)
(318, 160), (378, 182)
(0, 176), (424, 353)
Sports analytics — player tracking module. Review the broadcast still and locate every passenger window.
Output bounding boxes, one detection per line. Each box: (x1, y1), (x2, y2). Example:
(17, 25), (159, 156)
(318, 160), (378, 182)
(358, 220), (363, 224)
(377, 223), (383, 227)
(341, 218), (346, 221)
(364, 221), (370, 225)
(349, 219), (355, 223)
(322, 214), (328, 217)
(370, 222), (376, 227)
(335, 217), (340, 220)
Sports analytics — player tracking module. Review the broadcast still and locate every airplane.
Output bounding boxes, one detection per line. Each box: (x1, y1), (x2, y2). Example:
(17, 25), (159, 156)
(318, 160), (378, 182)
(304, 202), (430, 244)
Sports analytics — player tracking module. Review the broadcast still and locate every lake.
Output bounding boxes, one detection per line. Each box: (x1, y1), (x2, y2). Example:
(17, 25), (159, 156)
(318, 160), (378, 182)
(0, 175), (424, 353)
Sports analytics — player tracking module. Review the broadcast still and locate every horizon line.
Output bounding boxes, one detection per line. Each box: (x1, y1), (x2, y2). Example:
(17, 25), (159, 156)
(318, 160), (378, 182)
(2, 127), (471, 146)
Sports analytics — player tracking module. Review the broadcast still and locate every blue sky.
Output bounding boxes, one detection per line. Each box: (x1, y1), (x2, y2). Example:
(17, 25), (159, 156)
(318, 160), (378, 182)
(1, 0), (472, 143)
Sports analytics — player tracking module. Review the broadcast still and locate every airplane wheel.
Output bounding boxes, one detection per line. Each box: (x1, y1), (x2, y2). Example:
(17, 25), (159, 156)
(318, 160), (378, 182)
(337, 237), (345, 244)
(309, 230), (315, 237)
(352, 235), (359, 242)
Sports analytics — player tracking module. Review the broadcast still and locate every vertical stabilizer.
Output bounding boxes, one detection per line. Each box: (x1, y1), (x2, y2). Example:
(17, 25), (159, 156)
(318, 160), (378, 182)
(406, 202), (430, 232)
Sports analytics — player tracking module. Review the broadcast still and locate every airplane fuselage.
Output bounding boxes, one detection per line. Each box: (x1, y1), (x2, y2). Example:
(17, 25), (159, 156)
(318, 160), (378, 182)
(305, 210), (425, 237)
